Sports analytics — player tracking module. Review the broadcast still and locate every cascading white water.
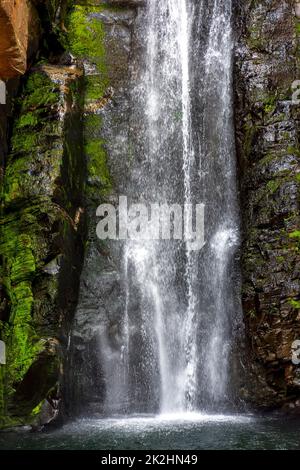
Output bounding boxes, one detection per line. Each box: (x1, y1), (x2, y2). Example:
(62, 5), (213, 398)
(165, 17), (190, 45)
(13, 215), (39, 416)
(122, 0), (198, 414)
(196, 0), (240, 406)
(97, 0), (242, 415)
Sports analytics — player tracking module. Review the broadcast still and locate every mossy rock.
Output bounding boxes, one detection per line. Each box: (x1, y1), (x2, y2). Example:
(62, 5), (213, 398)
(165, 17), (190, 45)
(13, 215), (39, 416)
(0, 65), (85, 426)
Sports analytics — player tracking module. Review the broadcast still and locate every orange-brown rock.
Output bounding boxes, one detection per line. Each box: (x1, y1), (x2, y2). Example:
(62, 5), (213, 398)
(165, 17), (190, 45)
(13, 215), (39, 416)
(0, 0), (39, 80)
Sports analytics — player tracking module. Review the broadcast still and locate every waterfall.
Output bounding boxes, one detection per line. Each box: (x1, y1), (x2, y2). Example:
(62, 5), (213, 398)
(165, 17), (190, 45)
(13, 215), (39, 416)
(192, 0), (240, 407)
(81, 0), (242, 416)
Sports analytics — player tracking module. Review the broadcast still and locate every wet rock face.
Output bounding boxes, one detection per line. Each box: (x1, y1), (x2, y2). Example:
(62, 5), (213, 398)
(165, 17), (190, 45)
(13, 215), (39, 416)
(0, 0), (72, 81)
(234, 0), (300, 407)
(0, 0), (40, 79)
(0, 65), (85, 427)
(68, 1), (140, 415)
(0, 0), (142, 426)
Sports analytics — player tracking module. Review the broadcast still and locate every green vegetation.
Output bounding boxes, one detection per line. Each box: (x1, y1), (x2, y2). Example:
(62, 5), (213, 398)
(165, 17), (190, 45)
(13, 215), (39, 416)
(266, 180), (280, 194)
(85, 74), (108, 101)
(289, 230), (300, 240)
(0, 224), (42, 401)
(20, 73), (59, 110)
(0, 70), (63, 423)
(288, 299), (300, 309)
(263, 95), (277, 114)
(84, 114), (112, 199)
(10, 72), (60, 155)
(85, 139), (112, 194)
(0, 0), (112, 427)
(68, 5), (107, 79)
(64, 4), (113, 201)
(4, 72), (61, 204)
(16, 113), (39, 129)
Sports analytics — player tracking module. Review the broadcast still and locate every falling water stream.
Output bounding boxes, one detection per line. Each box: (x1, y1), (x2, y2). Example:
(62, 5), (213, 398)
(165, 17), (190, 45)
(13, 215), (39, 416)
(99, 0), (242, 416)
(70, 0), (242, 418)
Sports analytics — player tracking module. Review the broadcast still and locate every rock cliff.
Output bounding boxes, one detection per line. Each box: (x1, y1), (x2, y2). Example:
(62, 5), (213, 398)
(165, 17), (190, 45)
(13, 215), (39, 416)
(235, 0), (300, 408)
(0, 1), (85, 428)
(0, 0), (39, 79)
(0, 0), (142, 428)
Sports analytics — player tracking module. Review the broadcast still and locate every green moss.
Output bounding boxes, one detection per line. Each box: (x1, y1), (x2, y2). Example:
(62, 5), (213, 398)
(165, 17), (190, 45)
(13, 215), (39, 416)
(0, 223), (44, 397)
(67, 4), (109, 101)
(247, 20), (266, 52)
(11, 134), (37, 155)
(85, 74), (107, 101)
(3, 71), (63, 205)
(9, 72), (60, 159)
(84, 113), (102, 134)
(0, 68), (67, 418)
(266, 180), (280, 194)
(242, 118), (256, 158)
(85, 139), (112, 194)
(66, 5), (113, 200)
(4, 156), (35, 204)
(289, 230), (300, 240)
(287, 146), (300, 157)
(16, 113), (39, 129)
(288, 299), (300, 309)
(67, 5), (107, 79)
(68, 77), (85, 109)
(0, 3), (110, 425)
(263, 95), (277, 114)
(31, 401), (44, 417)
(0, 221), (61, 416)
(21, 73), (59, 110)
